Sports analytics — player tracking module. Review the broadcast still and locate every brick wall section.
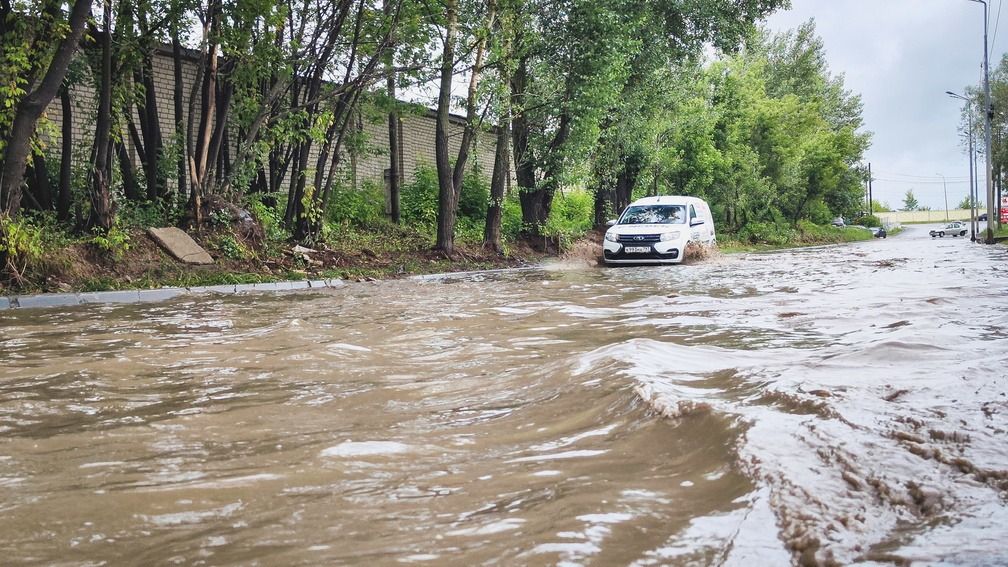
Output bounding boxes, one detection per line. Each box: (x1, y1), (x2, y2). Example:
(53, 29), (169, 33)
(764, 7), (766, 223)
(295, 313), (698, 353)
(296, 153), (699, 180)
(42, 48), (504, 212)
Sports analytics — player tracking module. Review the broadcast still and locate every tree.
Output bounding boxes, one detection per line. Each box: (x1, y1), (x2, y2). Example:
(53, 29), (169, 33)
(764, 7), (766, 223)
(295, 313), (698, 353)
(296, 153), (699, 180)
(957, 194), (984, 209)
(902, 189), (919, 211)
(870, 199), (891, 213)
(0, 0), (92, 216)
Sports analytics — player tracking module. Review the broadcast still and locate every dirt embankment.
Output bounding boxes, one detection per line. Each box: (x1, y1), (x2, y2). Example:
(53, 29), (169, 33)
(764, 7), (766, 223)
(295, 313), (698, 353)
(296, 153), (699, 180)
(1, 221), (546, 295)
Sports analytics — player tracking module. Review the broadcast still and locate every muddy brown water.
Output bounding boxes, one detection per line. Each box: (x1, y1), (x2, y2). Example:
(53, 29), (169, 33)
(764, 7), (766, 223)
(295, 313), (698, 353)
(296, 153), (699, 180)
(2, 224), (1007, 566)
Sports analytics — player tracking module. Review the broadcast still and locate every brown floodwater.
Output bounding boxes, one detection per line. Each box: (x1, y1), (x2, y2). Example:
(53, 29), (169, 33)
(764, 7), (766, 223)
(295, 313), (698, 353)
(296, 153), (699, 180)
(2, 223), (1007, 566)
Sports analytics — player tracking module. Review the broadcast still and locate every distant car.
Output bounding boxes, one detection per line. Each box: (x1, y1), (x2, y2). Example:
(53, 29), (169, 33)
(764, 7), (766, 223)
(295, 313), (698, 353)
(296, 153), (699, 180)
(831, 217), (846, 227)
(870, 226), (887, 238)
(979, 213), (988, 221)
(930, 222), (967, 238)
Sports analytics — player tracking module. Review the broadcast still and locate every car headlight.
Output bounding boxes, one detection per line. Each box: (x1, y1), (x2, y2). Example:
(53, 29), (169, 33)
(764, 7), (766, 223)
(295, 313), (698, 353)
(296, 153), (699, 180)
(660, 231), (681, 242)
(604, 232), (618, 242)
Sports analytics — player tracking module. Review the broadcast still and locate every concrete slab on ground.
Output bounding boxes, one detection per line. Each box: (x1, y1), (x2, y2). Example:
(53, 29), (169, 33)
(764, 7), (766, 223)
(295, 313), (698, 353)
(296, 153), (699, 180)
(148, 227), (214, 265)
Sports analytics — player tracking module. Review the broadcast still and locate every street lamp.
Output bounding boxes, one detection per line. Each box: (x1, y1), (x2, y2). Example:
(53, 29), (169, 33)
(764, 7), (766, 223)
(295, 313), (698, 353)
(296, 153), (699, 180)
(946, 91), (979, 241)
(937, 173), (949, 221)
(967, 0), (997, 243)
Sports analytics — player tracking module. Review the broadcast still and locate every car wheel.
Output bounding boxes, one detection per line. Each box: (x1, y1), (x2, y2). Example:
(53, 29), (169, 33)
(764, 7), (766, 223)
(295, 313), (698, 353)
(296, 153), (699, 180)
(939, 232), (945, 237)
(961, 231), (967, 237)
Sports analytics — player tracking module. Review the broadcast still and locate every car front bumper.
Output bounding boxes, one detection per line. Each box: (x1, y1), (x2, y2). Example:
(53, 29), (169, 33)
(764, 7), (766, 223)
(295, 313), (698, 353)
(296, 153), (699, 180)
(602, 240), (684, 264)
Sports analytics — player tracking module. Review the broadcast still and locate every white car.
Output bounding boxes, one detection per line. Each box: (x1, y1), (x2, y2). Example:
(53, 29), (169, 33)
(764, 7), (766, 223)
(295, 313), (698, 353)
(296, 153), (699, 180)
(602, 196), (716, 264)
(930, 222), (967, 238)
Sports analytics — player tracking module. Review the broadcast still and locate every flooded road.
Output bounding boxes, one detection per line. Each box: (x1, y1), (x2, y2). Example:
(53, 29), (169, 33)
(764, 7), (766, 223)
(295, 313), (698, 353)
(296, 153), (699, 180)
(2, 223), (1007, 566)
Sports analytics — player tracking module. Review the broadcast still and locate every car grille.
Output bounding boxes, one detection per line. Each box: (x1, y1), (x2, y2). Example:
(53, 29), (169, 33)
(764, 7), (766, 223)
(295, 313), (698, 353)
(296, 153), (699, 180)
(616, 234), (661, 243)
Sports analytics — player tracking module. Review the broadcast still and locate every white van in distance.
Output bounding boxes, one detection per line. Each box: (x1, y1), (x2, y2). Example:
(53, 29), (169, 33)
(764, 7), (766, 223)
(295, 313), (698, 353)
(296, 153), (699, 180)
(602, 196), (717, 265)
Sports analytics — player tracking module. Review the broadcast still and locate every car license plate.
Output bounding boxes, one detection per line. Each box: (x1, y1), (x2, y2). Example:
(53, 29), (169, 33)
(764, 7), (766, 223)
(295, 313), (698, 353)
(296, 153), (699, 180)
(625, 246), (650, 254)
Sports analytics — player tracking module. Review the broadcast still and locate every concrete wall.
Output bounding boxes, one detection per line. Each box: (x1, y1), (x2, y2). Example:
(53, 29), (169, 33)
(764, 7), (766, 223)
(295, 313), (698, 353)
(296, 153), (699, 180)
(42, 48), (502, 214)
(877, 209), (974, 225)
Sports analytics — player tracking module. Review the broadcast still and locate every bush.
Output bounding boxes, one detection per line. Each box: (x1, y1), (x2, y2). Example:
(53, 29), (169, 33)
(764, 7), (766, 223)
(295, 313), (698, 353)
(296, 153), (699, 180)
(328, 181), (386, 227)
(119, 199), (183, 228)
(90, 223), (131, 259)
(458, 173), (489, 221)
(501, 194), (525, 241)
(401, 166), (439, 230)
(401, 165), (492, 238)
(737, 221), (797, 246)
(216, 233), (254, 260)
(249, 197), (289, 242)
(1, 215), (45, 282)
(542, 190), (594, 248)
(852, 214), (881, 228)
(806, 200), (833, 225)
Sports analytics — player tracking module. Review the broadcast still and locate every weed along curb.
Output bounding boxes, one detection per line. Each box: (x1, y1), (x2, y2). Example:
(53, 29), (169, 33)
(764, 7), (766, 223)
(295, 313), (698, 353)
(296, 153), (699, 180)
(1, 279), (348, 311)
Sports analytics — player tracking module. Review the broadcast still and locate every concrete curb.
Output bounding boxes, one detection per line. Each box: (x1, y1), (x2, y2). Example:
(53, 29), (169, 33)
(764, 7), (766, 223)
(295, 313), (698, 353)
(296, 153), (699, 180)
(1, 279), (347, 312)
(1, 268), (539, 312)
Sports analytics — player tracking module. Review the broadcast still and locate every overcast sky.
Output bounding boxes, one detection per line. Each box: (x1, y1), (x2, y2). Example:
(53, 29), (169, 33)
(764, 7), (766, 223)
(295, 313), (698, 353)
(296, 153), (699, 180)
(765, 0), (1006, 211)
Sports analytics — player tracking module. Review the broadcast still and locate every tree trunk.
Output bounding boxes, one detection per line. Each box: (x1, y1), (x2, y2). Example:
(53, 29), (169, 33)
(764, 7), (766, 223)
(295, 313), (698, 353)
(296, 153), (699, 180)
(450, 1), (492, 196)
(26, 153), (52, 211)
(57, 86), (73, 221)
(172, 35), (187, 204)
(188, 1), (221, 228)
(485, 116), (510, 253)
(384, 0), (401, 224)
(137, 51), (165, 201)
(434, 0), (459, 256)
(90, 0), (116, 232)
(0, 0), (91, 215)
(510, 55), (539, 227)
(115, 140), (141, 201)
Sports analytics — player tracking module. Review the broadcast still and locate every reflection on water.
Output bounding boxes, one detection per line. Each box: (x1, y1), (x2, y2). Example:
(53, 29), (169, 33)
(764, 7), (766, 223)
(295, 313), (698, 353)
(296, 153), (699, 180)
(2, 224), (1007, 565)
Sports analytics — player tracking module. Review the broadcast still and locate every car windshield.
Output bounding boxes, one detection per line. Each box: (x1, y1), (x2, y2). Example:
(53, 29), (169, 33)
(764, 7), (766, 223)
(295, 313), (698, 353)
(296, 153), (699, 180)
(618, 205), (685, 225)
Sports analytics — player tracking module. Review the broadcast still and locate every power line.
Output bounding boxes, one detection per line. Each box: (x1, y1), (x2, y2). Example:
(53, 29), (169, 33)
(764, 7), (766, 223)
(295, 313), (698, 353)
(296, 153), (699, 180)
(993, 0), (1003, 48)
(872, 170), (968, 181)
(874, 177), (967, 184)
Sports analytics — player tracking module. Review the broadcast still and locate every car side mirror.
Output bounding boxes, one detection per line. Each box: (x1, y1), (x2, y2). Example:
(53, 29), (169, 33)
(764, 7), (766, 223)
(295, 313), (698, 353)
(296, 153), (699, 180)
(690, 219), (705, 227)
(606, 219), (617, 227)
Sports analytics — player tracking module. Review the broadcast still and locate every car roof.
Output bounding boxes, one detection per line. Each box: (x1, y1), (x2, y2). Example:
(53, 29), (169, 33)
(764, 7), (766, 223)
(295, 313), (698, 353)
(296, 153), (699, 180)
(628, 196), (705, 206)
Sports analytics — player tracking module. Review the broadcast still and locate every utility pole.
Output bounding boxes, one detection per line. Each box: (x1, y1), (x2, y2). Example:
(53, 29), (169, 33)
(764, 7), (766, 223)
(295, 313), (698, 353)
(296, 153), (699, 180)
(947, 91), (979, 240)
(970, 112), (978, 240)
(937, 173), (949, 221)
(868, 162), (873, 213)
(969, 0), (997, 242)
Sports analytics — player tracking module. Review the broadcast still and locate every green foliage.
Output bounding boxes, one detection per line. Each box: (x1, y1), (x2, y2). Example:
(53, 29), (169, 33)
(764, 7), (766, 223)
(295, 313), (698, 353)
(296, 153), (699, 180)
(0, 214), (46, 281)
(401, 166), (491, 239)
(852, 214), (881, 228)
(870, 199), (891, 213)
(90, 223), (131, 259)
(736, 222), (797, 246)
(118, 199), (183, 228)
(209, 208), (232, 227)
(796, 220), (874, 243)
(542, 190), (594, 247)
(216, 233), (254, 260)
(249, 197), (289, 242)
(957, 194), (983, 210)
(902, 190), (919, 211)
(501, 195), (525, 241)
(459, 174), (489, 220)
(328, 181), (386, 227)
(401, 166), (440, 231)
(806, 200), (832, 225)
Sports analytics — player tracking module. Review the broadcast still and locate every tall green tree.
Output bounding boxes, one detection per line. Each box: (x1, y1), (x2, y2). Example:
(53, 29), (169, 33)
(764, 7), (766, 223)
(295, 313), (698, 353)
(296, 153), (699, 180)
(902, 189), (919, 211)
(0, 0), (92, 216)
